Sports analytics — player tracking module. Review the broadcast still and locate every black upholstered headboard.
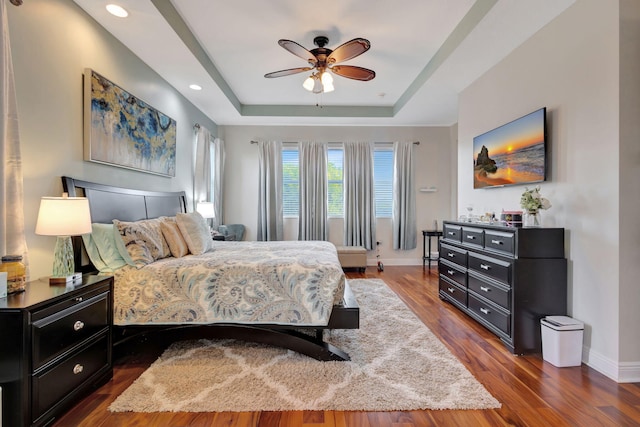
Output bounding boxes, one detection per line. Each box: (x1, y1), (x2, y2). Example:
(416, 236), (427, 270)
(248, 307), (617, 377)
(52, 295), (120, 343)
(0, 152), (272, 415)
(61, 176), (187, 272)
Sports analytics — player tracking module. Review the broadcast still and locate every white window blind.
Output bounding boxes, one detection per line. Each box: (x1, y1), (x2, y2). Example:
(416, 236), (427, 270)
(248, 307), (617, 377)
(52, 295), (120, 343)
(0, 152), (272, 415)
(327, 148), (344, 217)
(282, 148), (299, 217)
(374, 149), (393, 218)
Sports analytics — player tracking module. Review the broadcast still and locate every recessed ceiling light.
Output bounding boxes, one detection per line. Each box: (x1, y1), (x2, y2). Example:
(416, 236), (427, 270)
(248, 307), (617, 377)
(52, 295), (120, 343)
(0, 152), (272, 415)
(189, 84), (202, 91)
(106, 4), (128, 18)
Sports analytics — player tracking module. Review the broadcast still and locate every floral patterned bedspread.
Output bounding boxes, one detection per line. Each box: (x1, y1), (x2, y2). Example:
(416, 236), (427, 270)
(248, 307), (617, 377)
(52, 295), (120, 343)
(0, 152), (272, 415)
(111, 240), (346, 327)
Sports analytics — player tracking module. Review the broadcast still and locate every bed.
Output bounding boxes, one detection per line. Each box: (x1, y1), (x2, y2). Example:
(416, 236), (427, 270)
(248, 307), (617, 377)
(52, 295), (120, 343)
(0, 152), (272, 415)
(62, 176), (359, 361)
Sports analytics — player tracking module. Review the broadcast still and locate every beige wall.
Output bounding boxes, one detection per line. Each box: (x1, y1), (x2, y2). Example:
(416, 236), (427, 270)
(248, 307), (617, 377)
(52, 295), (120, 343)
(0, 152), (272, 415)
(219, 125), (454, 265)
(7, 0), (217, 280)
(459, 0), (639, 381)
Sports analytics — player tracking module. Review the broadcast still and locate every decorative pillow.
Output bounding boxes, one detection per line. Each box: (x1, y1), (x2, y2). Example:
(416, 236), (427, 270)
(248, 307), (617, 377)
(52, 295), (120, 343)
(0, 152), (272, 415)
(160, 219), (189, 258)
(113, 218), (171, 268)
(176, 212), (214, 255)
(91, 223), (128, 270)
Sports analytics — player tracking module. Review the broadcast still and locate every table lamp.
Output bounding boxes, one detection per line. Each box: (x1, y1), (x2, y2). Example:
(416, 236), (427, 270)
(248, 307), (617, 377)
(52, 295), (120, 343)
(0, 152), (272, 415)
(196, 202), (215, 220)
(35, 193), (92, 284)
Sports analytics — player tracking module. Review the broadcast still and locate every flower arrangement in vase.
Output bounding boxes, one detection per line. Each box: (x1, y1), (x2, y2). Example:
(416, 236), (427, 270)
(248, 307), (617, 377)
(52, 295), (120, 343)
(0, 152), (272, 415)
(520, 186), (551, 227)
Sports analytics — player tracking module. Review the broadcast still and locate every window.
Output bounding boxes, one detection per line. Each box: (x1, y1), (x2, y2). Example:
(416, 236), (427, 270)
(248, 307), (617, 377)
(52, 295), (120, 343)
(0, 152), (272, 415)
(282, 148), (299, 217)
(327, 149), (343, 217)
(374, 149), (393, 218)
(281, 145), (394, 218)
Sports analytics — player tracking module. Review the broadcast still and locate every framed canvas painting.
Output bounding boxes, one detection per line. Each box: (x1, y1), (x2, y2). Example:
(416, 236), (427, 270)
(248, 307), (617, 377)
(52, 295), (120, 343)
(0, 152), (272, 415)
(83, 69), (177, 177)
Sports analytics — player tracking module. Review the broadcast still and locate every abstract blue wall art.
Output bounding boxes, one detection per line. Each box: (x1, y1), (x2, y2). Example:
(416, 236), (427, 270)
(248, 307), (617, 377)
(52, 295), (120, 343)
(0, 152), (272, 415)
(84, 69), (176, 177)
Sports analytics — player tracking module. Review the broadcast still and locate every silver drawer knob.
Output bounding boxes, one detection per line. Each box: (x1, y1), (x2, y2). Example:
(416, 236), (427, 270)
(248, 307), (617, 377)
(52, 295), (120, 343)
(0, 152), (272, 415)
(73, 364), (84, 375)
(447, 270), (455, 275)
(480, 286), (490, 292)
(480, 308), (490, 315)
(466, 235), (475, 240)
(491, 239), (503, 245)
(447, 287), (455, 294)
(447, 231), (455, 235)
(73, 320), (85, 331)
(447, 252), (455, 257)
(480, 264), (490, 270)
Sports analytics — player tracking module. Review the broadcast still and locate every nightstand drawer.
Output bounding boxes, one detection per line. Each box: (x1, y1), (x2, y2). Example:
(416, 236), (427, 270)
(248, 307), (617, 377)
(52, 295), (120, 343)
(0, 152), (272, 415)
(440, 242), (467, 268)
(31, 333), (109, 421)
(468, 294), (510, 336)
(32, 292), (109, 370)
(439, 259), (467, 288)
(468, 253), (511, 285)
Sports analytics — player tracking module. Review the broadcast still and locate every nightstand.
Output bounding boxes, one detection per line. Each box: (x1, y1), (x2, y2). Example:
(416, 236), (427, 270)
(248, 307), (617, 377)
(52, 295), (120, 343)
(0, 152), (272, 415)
(0, 274), (113, 427)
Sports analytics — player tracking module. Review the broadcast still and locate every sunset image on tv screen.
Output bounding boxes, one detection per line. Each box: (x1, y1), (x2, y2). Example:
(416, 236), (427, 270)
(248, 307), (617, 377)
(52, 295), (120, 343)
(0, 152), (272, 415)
(473, 108), (546, 189)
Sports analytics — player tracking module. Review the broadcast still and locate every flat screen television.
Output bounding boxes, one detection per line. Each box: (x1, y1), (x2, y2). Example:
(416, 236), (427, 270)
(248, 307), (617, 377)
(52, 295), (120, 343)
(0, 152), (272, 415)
(473, 107), (547, 189)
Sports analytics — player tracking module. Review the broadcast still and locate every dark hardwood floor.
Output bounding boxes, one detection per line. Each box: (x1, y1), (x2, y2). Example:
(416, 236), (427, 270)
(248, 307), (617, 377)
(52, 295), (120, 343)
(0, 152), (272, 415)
(53, 266), (640, 426)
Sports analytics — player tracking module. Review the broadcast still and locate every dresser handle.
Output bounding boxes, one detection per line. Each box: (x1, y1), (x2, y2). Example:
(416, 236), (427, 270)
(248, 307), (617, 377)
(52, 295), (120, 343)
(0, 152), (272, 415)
(480, 286), (490, 292)
(447, 287), (455, 294)
(73, 320), (85, 331)
(447, 231), (455, 235)
(447, 270), (455, 275)
(480, 264), (490, 270)
(491, 239), (503, 245)
(75, 296), (83, 303)
(480, 307), (490, 315)
(447, 252), (455, 257)
(73, 364), (84, 375)
(466, 235), (475, 240)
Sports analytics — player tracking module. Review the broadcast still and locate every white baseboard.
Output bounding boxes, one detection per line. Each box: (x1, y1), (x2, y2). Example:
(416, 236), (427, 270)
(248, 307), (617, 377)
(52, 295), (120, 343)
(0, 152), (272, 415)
(583, 345), (640, 382)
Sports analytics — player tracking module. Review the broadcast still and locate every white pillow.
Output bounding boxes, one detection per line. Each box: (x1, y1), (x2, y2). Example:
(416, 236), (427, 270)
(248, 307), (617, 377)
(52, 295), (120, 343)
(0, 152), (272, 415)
(176, 212), (213, 255)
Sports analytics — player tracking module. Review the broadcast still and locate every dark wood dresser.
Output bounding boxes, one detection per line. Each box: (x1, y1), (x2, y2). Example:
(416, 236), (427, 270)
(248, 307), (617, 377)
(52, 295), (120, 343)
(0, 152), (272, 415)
(438, 221), (567, 354)
(0, 274), (113, 427)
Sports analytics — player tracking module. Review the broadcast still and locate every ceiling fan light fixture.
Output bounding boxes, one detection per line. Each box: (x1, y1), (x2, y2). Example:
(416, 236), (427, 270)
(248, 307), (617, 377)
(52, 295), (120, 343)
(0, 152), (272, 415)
(321, 71), (333, 86)
(312, 77), (323, 94)
(302, 75), (315, 92)
(323, 82), (335, 93)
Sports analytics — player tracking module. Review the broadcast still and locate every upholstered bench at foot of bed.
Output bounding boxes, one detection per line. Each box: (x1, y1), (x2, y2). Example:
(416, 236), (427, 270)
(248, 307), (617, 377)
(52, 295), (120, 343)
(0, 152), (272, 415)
(335, 245), (367, 272)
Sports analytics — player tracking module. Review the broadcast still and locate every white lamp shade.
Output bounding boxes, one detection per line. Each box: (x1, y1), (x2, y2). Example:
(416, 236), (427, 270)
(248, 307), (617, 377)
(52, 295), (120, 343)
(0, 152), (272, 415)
(35, 196), (92, 236)
(303, 76), (315, 91)
(196, 202), (215, 219)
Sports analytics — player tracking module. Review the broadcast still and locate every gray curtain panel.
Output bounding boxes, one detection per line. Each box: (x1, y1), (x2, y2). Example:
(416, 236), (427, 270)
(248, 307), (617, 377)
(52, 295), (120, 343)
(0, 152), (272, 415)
(343, 141), (376, 250)
(298, 141), (328, 241)
(212, 137), (225, 228)
(1, 0), (29, 274)
(257, 140), (283, 241)
(393, 141), (417, 250)
(193, 126), (212, 210)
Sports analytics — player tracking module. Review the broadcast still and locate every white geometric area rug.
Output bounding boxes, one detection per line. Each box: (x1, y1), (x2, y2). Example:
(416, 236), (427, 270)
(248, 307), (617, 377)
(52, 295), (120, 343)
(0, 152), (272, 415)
(109, 279), (501, 412)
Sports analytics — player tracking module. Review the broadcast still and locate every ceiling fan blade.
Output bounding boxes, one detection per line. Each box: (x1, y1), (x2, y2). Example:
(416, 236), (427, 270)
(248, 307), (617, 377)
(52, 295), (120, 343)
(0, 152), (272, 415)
(331, 65), (376, 81)
(278, 39), (317, 65)
(327, 38), (371, 64)
(264, 67), (313, 78)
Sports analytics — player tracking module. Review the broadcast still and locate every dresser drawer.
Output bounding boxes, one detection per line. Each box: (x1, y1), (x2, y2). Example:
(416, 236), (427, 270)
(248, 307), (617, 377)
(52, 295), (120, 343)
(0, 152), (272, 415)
(439, 279), (467, 308)
(484, 230), (515, 255)
(31, 333), (109, 421)
(439, 259), (467, 288)
(468, 271), (511, 310)
(468, 253), (511, 285)
(468, 294), (510, 336)
(462, 227), (484, 248)
(32, 292), (109, 370)
(443, 223), (462, 243)
(439, 242), (467, 268)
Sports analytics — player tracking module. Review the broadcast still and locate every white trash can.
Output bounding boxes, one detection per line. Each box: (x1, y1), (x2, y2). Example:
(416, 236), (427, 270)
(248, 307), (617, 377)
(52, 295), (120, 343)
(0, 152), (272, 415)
(540, 316), (584, 367)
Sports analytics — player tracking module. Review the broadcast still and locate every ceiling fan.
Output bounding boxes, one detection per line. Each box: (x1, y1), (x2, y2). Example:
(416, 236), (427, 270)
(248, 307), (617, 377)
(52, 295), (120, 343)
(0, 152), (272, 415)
(264, 36), (375, 93)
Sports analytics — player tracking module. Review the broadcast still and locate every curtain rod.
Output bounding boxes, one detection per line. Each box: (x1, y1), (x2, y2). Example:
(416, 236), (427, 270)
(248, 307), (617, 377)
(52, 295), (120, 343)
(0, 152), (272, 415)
(250, 140), (419, 145)
(194, 123), (200, 130)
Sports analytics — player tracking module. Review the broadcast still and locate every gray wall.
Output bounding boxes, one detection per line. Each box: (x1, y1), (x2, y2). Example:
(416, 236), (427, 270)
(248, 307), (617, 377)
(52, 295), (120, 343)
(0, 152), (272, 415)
(219, 125), (454, 265)
(7, 0), (217, 280)
(458, 0), (639, 381)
